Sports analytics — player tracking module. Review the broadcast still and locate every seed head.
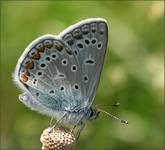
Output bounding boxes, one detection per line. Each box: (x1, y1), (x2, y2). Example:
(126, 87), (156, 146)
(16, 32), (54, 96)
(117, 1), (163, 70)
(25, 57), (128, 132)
(40, 126), (76, 150)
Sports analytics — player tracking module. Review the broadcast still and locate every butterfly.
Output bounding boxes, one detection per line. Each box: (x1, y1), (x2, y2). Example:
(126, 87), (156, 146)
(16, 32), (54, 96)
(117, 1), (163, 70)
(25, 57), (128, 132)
(13, 18), (108, 137)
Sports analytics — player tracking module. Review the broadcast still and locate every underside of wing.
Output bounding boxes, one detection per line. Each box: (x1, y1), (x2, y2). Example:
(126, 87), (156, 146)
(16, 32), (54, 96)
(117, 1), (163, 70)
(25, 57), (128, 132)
(60, 18), (108, 107)
(14, 35), (85, 112)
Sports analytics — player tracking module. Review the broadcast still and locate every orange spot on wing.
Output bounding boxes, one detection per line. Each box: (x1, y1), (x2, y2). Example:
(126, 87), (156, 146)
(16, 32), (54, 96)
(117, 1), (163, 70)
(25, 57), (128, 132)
(25, 61), (34, 69)
(33, 51), (40, 60)
(20, 73), (28, 82)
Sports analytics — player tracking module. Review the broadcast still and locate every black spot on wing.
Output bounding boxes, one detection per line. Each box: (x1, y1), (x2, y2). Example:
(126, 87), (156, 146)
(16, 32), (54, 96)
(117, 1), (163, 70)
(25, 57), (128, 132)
(85, 59), (95, 65)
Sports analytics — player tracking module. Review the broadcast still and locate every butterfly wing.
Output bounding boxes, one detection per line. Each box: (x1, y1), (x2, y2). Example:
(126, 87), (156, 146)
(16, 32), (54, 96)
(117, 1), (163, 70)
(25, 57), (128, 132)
(14, 34), (86, 115)
(14, 18), (108, 120)
(18, 92), (65, 120)
(60, 18), (108, 108)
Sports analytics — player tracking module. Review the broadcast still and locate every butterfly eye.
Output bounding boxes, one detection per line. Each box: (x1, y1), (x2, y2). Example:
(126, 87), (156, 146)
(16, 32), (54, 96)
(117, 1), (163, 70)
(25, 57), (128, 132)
(62, 59), (68, 66)
(91, 38), (97, 45)
(44, 40), (53, 49)
(71, 65), (77, 72)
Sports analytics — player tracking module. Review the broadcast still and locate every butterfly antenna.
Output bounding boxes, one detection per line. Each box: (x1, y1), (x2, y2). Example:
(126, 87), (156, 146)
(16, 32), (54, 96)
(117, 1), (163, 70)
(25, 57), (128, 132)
(95, 102), (120, 108)
(98, 108), (128, 125)
(111, 102), (120, 107)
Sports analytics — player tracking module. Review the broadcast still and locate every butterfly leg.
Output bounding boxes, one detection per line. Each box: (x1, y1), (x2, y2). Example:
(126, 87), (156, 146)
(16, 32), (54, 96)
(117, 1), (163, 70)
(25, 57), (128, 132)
(75, 122), (85, 139)
(70, 124), (77, 134)
(49, 112), (67, 133)
(49, 117), (54, 125)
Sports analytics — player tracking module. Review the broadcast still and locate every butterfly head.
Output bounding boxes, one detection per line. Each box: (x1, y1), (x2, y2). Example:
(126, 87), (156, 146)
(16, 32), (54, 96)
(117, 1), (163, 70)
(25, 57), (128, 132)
(88, 107), (100, 120)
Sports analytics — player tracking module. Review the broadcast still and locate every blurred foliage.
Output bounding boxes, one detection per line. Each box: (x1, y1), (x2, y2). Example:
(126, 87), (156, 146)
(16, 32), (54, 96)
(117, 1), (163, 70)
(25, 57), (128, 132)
(0, 1), (164, 150)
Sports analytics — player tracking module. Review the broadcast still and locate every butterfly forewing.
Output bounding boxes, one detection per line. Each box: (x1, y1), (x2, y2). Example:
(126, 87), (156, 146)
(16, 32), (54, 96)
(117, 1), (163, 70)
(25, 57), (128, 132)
(60, 18), (108, 108)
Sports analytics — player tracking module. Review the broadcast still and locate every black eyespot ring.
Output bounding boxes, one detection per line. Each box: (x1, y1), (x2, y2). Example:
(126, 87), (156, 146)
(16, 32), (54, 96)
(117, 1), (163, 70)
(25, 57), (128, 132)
(37, 71), (42, 76)
(37, 70), (43, 77)
(71, 65), (77, 72)
(83, 75), (88, 82)
(97, 42), (102, 49)
(36, 92), (40, 96)
(49, 90), (55, 95)
(60, 86), (65, 91)
(62, 59), (68, 66)
(74, 51), (78, 55)
(45, 56), (51, 61)
(51, 53), (57, 60)
(40, 63), (46, 68)
(91, 38), (97, 45)
(52, 54), (56, 58)
(84, 39), (90, 45)
(77, 43), (83, 49)
(74, 84), (79, 90)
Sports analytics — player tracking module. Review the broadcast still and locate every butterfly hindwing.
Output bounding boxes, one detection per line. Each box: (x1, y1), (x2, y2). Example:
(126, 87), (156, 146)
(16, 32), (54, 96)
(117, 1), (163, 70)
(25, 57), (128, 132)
(60, 18), (108, 108)
(19, 92), (65, 120)
(14, 35), (85, 112)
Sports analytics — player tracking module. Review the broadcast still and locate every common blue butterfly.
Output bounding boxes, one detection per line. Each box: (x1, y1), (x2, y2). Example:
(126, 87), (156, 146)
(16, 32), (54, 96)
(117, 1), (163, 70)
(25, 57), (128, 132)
(13, 18), (109, 137)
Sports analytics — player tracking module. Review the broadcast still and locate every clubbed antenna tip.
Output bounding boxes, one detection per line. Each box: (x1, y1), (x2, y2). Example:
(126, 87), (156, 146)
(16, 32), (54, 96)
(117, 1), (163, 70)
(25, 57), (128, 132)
(98, 108), (128, 125)
(121, 119), (128, 125)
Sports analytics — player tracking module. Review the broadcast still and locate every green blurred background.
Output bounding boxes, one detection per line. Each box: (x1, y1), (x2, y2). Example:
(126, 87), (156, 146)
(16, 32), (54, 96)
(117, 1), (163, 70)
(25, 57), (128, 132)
(1, 1), (164, 150)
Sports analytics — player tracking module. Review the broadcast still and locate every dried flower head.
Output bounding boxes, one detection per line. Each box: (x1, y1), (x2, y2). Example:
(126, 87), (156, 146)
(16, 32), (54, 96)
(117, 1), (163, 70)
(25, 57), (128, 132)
(40, 126), (76, 150)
